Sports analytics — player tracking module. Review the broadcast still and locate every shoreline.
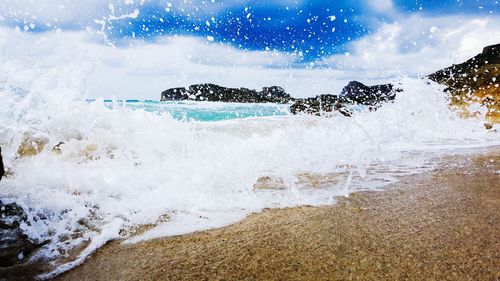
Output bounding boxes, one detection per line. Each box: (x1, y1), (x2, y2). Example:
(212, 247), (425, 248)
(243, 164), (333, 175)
(52, 148), (500, 281)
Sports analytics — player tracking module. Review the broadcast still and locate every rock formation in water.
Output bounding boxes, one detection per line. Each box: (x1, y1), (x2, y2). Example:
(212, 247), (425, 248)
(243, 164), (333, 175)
(340, 81), (399, 106)
(289, 94), (352, 117)
(0, 149), (45, 278)
(428, 43), (500, 123)
(0, 201), (42, 267)
(160, 43), (499, 121)
(290, 81), (400, 116)
(161, 84), (293, 104)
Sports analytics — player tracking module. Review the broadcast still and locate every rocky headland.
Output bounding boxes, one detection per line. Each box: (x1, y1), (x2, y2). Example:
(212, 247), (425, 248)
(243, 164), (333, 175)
(428, 43), (500, 124)
(289, 81), (401, 116)
(290, 43), (499, 118)
(160, 43), (499, 122)
(161, 84), (292, 104)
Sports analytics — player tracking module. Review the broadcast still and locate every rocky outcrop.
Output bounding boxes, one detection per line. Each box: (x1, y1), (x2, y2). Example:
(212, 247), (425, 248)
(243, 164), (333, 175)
(160, 87), (189, 101)
(0, 200), (47, 280)
(340, 81), (399, 106)
(17, 135), (48, 158)
(428, 43), (500, 123)
(291, 43), (499, 121)
(0, 201), (42, 267)
(290, 94), (352, 117)
(428, 44), (500, 83)
(290, 81), (400, 116)
(253, 176), (286, 190)
(161, 84), (293, 104)
(0, 149), (45, 275)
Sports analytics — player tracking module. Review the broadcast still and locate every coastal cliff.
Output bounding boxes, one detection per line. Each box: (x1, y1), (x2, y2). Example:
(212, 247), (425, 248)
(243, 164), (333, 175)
(428, 43), (500, 123)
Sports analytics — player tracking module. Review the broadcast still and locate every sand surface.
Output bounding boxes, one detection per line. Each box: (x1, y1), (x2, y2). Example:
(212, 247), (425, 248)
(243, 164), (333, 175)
(49, 149), (499, 280)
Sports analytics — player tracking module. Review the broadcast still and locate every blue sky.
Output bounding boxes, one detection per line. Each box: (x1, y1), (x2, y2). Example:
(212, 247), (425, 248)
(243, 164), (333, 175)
(1, 1), (499, 98)
(1, 0), (498, 61)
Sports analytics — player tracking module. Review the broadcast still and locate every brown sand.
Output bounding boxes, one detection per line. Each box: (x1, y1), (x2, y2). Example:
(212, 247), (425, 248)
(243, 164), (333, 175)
(53, 150), (500, 281)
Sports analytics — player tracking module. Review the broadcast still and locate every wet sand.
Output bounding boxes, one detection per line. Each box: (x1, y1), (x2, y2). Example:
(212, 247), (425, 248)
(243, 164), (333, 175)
(55, 149), (500, 281)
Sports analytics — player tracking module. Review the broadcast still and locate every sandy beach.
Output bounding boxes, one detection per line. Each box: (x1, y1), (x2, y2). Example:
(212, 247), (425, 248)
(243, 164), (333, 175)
(53, 148), (499, 281)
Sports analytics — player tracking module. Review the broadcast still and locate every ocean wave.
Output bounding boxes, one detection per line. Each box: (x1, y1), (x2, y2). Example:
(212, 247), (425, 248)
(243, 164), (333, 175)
(0, 28), (498, 278)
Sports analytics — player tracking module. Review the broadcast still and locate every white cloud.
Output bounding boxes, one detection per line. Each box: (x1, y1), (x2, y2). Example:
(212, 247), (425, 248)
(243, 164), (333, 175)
(1, 14), (499, 100)
(366, 0), (394, 13)
(0, 0), (109, 24)
(0, 27), (352, 99)
(326, 15), (500, 77)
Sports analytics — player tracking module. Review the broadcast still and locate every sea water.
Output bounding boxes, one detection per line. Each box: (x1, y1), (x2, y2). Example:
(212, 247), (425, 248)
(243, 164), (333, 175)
(98, 100), (289, 122)
(0, 29), (499, 279)
(2, 83), (499, 278)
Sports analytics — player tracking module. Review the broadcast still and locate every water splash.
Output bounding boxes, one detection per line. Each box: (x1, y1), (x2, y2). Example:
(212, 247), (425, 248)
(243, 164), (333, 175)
(0, 27), (498, 278)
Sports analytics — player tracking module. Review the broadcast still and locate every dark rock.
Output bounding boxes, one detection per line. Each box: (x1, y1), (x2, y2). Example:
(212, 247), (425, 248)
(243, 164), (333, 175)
(340, 81), (400, 106)
(290, 95), (352, 117)
(160, 87), (190, 101)
(428, 43), (500, 85)
(260, 86), (289, 101)
(0, 201), (41, 267)
(427, 43), (500, 123)
(0, 147), (4, 181)
(161, 84), (293, 104)
(290, 81), (401, 116)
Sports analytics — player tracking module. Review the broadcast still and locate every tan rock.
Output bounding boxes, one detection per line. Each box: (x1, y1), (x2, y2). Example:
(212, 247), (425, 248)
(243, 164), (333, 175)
(253, 176), (286, 190)
(17, 135), (48, 157)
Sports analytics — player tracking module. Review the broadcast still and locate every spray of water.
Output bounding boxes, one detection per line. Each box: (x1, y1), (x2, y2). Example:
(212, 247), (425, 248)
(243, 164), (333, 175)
(0, 27), (498, 278)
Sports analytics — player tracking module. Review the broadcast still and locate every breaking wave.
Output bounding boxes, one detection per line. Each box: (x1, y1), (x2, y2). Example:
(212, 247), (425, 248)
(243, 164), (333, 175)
(0, 28), (498, 278)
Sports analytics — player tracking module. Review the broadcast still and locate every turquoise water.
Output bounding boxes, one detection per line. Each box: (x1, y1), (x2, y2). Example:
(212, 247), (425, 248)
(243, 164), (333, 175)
(93, 100), (290, 122)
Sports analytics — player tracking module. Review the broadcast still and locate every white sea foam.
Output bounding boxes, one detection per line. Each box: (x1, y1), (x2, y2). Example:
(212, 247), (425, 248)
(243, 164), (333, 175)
(0, 28), (499, 278)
